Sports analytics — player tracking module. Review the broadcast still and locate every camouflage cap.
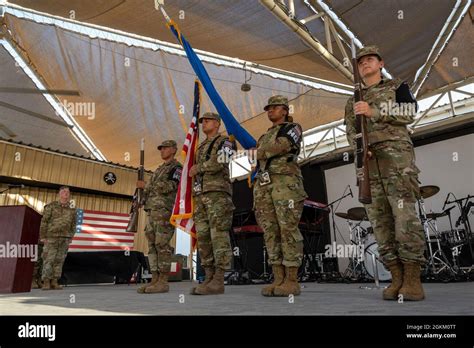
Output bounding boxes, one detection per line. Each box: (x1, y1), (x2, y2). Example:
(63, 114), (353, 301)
(199, 112), (221, 123)
(264, 95), (289, 111)
(157, 139), (177, 150)
(356, 45), (382, 61)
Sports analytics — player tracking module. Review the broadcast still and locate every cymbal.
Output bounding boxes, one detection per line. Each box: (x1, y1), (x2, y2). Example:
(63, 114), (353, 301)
(335, 212), (351, 220)
(426, 212), (447, 220)
(347, 207), (369, 221)
(419, 185), (440, 199)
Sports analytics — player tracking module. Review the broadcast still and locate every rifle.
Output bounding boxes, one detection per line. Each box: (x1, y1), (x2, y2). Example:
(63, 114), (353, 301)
(126, 138), (145, 232)
(351, 40), (372, 204)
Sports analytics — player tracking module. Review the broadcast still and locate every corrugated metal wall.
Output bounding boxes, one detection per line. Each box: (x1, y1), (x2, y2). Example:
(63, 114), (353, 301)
(0, 141), (137, 195)
(0, 140), (178, 253)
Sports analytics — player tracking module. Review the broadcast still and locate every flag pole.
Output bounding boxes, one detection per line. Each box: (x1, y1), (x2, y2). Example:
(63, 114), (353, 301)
(154, 0), (171, 23)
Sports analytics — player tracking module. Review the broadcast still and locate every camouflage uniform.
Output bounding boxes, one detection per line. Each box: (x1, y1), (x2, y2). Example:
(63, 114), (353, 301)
(39, 201), (77, 281)
(253, 96), (307, 268)
(143, 149), (182, 274)
(31, 242), (44, 286)
(193, 114), (236, 272)
(344, 46), (425, 266)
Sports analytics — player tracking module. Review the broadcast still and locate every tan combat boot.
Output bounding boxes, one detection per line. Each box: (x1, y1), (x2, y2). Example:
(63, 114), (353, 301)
(50, 279), (63, 290)
(383, 260), (403, 300)
(190, 267), (215, 295)
(42, 279), (51, 291)
(195, 268), (225, 295)
(273, 267), (300, 296)
(137, 271), (159, 294)
(261, 265), (285, 297)
(145, 272), (169, 293)
(399, 262), (425, 301)
(31, 278), (40, 289)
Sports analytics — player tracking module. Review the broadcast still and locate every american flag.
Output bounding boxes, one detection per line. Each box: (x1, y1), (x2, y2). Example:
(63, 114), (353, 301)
(170, 80), (200, 250)
(69, 209), (135, 252)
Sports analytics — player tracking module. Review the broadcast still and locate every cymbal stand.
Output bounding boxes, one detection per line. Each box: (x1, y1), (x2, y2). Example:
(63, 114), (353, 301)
(418, 196), (456, 278)
(359, 250), (385, 290)
(343, 220), (368, 281)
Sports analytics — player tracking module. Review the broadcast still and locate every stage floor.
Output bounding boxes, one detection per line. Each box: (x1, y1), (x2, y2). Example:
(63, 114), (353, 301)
(1, 281), (472, 316)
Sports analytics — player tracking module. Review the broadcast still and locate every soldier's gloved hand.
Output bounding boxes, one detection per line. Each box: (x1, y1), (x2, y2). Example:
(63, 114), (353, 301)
(189, 165), (199, 177)
(354, 101), (373, 118)
(136, 180), (146, 189)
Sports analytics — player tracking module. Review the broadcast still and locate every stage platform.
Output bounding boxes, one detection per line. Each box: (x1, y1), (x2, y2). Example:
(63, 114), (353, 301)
(0, 281), (472, 316)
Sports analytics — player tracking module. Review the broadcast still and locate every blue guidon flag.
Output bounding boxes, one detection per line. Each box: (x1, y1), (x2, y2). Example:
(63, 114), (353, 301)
(159, 6), (256, 150)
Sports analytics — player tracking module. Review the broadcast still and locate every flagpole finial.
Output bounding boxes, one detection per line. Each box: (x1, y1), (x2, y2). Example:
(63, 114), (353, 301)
(155, 0), (172, 23)
(154, 0), (165, 10)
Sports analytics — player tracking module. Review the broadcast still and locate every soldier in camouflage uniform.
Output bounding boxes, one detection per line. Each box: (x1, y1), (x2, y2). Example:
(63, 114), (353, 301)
(189, 112), (236, 295)
(136, 140), (182, 294)
(252, 95), (307, 297)
(31, 242), (44, 289)
(39, 186), (77, 290)
(344, 46), (426, 301)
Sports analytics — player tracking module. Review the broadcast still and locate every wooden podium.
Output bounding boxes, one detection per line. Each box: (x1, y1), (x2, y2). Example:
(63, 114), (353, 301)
(0, 205), (42, 293)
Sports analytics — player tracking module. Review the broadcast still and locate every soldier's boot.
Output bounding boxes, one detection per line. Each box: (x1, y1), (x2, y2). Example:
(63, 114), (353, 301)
(31, 278), (40, 289)
(42, 279), (51, 291)
(273, 267), (300, 296)
(399, 262), (425, 301)
(383, 260), (403, 300)
(50, 279), (63, 290)
(261, 265), (285, 297)
(190, 267), (215, 295)
(195, 268), (225, 295)
(137, 271), (159, 294)
(145, 272), (169, 293)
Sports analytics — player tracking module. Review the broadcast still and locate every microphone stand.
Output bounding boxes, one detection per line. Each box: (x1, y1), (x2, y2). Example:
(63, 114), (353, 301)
(1, 184), (25, 194)
(325, 190), (353, 251)
(0, 186), (17, 194)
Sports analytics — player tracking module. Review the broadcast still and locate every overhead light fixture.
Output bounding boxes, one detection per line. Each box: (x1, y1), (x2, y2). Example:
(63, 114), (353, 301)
(241, 62), (252, 92)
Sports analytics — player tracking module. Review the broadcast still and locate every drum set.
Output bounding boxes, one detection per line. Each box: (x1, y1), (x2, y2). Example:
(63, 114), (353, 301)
(335, 186), (473, 283)
(335, 207), (391, 283)
(417, 187), (473, 281)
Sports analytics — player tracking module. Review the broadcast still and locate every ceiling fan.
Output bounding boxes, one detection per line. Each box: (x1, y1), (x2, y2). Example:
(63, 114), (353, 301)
(0, 87), (81, 130)
(0, 87), (80, 96)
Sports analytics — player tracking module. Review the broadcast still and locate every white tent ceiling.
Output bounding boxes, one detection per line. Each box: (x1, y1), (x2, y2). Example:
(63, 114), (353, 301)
(7, 0), (471, 92)
(2, 11), (349, 168)
(1, 0), (472, 168)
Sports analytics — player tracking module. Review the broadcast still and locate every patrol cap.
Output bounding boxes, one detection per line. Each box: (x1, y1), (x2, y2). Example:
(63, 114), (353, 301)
(199, 112), (221, 123)
(356, 45), (382, 62)
(157, 140), (177, 150)
(264, 95), (289, 111)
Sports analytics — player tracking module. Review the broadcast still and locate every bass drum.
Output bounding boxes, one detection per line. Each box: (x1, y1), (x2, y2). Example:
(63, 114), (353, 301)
(364, 235), (391, 281)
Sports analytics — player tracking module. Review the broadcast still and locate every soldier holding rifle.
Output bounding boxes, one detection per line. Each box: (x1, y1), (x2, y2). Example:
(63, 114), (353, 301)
(344, 45), (426, 301)
(136, 140), (182, 294)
